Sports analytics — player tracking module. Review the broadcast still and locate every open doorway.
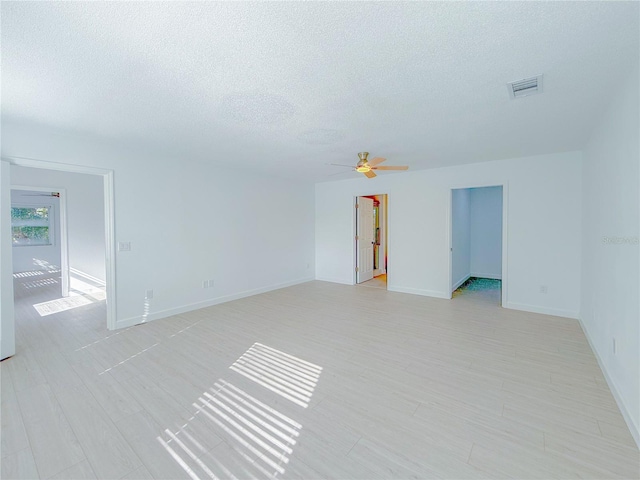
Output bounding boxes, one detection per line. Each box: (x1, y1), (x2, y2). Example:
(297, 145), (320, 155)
(10, 169), (109, 332)
(1, 158), (117, 360)
(356, 194), (388, 289)
(450, 185), (505, 305)
(11, 187), (69, 312)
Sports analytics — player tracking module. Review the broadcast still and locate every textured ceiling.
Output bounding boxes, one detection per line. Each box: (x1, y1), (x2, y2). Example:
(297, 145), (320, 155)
(2, 1), (639, 181)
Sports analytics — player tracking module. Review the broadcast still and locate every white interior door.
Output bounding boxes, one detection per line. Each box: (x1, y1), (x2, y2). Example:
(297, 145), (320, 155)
(357, 197), (374, 283)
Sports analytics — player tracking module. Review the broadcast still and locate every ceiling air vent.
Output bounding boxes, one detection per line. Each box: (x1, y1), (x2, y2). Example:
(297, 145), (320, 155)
(507, 74), (543, 99)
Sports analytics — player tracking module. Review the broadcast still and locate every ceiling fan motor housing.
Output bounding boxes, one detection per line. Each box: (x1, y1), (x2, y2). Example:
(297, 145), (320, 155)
(356, 152), (370, 170)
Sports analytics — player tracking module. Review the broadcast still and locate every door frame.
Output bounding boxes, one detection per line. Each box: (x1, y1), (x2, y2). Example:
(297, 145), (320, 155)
(11, 185), (70, 298)
(4, 156), (117, 331)
(372, 197), (386, 277)
(353, 192), (389, 285)
(447, 182), (509, 306)
(355, 196), (375, 284)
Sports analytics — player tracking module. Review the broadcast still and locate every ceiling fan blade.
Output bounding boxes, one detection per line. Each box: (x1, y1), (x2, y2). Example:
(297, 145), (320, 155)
(364, 170), (377, 178)
(368, 157), (386, 166)
(329, 163), (356, 168)
(372, 165), (409, 170)
(328, 170), (354, 176)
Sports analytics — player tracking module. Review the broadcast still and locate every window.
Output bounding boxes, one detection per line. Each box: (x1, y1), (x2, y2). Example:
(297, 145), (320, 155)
(11, 206), (53, 246)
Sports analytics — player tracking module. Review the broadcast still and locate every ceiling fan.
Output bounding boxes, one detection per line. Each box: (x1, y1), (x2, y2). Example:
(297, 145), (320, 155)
(330, 152), (409, 178)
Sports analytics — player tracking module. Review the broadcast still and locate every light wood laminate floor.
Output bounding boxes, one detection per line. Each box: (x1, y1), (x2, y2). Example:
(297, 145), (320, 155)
(2, 272), (639, 479)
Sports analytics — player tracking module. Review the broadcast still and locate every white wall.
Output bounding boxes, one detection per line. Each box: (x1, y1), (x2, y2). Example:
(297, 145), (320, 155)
(11, 167), (105, 282)
(1, 120), (316, 328)
(10, 189), (61, 273)
(316, 151), (582, 318)
(451, 188), (471, 290)
(581, 65), (639, 445)
(470, 186), (503, 279)
(1, 161), (16, 360)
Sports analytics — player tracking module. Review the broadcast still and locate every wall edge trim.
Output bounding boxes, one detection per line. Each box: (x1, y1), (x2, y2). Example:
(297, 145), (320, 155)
(116, 277), (314, 329)
(502, 301), (579, 320)
(314, 276), (353, 285)
(577, 317), (640, 449)
(469, 272), (502, 280)
(387, 285), (450, 299)
(69, 267), (106, 287)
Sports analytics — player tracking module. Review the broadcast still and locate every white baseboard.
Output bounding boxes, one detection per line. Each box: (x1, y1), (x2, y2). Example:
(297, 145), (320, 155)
(577, 317), (640, 449)
(314, 276), (353, 285)
(502, 301), (579, 320)
(470, 272), (502, 280)
(451, 274), (471, 292)
(116, 277), (314, 329)
(69, 267), (106, 287)
(387, 285), (450, 299)
(114, 316), (144, 329)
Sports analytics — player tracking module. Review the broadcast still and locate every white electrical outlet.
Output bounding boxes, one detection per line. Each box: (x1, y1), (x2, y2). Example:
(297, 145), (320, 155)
(202, 280), (208, 288)
(209, 279), (214, 288)
(540, 285), (548, 294)
(118, 241), (131, 252)
(145, 289), (153, 299)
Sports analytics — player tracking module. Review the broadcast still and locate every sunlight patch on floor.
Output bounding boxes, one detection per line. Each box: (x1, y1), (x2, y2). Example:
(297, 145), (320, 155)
(159, 379), (303, 479)
(33, 295), (93, 316)
(13, 269), (60, 278)
(97, 342), (160, 375)
(22, 277), (59, 289)
(230, 343), (323, 408)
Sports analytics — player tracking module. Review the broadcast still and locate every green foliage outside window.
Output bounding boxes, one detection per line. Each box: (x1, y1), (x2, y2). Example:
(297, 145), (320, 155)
(11, 206), (51, 246)
(12, 207), (49, 221)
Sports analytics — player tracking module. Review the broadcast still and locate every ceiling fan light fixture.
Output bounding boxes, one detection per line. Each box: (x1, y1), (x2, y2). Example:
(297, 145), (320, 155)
(356, 152), (371, 172)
